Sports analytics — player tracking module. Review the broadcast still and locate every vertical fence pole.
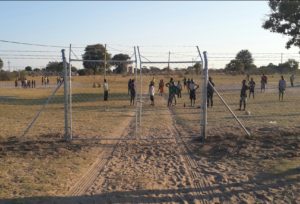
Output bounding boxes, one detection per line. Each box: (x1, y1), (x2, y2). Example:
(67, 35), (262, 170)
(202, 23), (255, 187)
(104, 44), (107, 80)
(137, 46), (142, 137)
(196, 47), (205, 142)
(68, 44), (73, 140)
(168, 51), (170, 74)
(201, 51), (208, 142)
(134, 46), (138, 138)
(62, 49), (70, 141)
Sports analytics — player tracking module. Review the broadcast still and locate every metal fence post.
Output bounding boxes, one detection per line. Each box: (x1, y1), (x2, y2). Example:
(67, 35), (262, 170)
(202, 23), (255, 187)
(134, 46), (138, 138)
(137, 46), (142, 137)
(62, 49), (70, 141)
(68, 44), (73, 140)
(201, 51), (208, 142)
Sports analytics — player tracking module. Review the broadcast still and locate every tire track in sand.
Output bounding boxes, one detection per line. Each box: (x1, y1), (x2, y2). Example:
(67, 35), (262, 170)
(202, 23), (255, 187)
(67, 111), (135, 196)
(165, 98), (217, 204)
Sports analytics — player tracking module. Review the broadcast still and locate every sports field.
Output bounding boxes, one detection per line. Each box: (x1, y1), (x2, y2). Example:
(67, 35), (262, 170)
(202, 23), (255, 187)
(0, 74), (299, 203)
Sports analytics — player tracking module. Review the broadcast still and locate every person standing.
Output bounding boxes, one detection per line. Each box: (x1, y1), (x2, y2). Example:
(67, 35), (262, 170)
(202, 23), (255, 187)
(166, 78), (174, 106)
(149, 81), (155, 106)
(189, 79), (199, 107)
(290, 74), (295, 87)
(103, 79), (109, 101)
(128, 79), (132, 95)
(176, 81), (182, 98)
(239, 80), (249, 111)
(183, 77), (187, 89)
(279, 75), (286, 101)
(207, 77), (215, 107)
(129, 79), (136, 105)
(187, 78), (191, 93)
(158, 79), (164, 96)
(261, 74), (267, 92)
(248, 78), (256, 99)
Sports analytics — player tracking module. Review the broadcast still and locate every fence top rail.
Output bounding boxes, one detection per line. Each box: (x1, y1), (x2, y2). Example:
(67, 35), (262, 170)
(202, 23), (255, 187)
(140, 60), (202, 64)
(70, 59), (136, 63)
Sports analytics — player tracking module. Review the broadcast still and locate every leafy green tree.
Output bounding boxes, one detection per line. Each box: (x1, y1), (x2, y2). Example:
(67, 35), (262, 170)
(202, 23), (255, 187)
(193, 62), (203, 75)
(25, 66), (32, 72)
(225, 50), (256, 72)
(225, 59), (245, 73)
(278, 59), (299, 72)
(0, 58), (3, 70)
(263, 0), (300, 49)
(111, 53), (131, 74)
(46, 61), (64, 72)
(83, 44), (111, 75)
(236, 50), (254, 66)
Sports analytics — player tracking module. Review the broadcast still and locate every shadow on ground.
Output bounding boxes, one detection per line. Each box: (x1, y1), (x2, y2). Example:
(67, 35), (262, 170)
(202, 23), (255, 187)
(0, 169), (298, 204)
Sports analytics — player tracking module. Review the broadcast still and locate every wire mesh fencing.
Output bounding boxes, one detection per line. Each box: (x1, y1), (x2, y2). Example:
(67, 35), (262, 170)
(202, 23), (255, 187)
(205, 73), (300, 139)
(0, 74), (65, 140)
(1, 72), (299, 142)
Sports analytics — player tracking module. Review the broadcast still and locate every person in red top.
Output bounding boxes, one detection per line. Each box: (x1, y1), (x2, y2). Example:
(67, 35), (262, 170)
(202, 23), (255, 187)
(158, 79), (164, 96)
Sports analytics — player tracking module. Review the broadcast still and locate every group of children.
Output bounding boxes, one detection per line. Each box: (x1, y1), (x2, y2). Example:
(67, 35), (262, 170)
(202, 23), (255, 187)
(148, 77), (201, 107)
(104, 74), (295, 110)
(239, 74), (291, 111)
(15, 78), (36, 88)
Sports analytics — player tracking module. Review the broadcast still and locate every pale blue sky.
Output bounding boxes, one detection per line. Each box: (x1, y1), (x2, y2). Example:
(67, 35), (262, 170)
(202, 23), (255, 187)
(0, 1), (299, 70)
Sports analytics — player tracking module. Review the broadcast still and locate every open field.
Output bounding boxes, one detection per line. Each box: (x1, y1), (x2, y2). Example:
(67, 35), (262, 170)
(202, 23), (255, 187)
(0, 73), (299, 203)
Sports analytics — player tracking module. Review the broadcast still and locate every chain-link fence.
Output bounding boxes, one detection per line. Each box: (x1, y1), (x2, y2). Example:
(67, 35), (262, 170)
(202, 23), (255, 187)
(0, 74), (65, 140)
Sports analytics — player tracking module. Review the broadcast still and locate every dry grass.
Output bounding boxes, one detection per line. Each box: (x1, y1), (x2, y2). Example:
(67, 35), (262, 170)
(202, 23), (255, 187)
(0, 73), (299, 199)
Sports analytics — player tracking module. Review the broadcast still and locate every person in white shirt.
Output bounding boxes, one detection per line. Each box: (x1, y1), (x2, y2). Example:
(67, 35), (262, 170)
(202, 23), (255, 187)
(103, 79), (109, 101)
(149, 81), (155, 106)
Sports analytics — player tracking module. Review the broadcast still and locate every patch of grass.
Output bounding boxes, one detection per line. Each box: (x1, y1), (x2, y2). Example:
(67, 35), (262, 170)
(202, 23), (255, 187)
(269, 158), (300, 179)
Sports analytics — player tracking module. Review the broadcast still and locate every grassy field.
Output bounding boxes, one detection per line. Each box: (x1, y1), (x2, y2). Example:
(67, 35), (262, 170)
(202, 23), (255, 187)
(0, 73), (299, 200)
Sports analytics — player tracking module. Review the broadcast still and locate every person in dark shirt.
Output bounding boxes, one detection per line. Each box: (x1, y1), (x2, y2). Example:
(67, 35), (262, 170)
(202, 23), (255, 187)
(248, 78), (256, 99)
(128, 79), (132, 95)
(130, 79), (136, 105)
(239, 79), (249, 111)
(207, 77), (215, 107)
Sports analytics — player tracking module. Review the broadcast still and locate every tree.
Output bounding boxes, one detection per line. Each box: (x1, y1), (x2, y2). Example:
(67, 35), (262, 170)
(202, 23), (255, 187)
(193, 62), (203, 75)
(46, 61), (64, 72)
(224, 50), (256, 72)
(236, 50), (253, 65)
(111, 53), (131, 74)
(263, 0), (300, 49)
(236, 49), (255, 71)
(25, 66), (32, 72)
(82, 44), (111, 75)
(278, 59), (299, 73)
(0, 58), (3, 70)
(225, 59), (245, 73)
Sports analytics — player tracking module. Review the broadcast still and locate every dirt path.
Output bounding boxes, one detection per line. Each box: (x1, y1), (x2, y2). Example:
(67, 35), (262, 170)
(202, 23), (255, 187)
(72, 94), (211, 203)
(65, 93), (299, 204)
(67, 111), (135, 196)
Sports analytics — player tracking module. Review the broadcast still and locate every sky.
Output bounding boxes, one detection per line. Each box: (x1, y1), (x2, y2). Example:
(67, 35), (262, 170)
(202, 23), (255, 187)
(0, 1), (299, 70)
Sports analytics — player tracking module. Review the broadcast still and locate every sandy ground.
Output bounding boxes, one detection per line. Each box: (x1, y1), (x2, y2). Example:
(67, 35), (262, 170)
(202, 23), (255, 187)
(12, 94), (296, 204)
